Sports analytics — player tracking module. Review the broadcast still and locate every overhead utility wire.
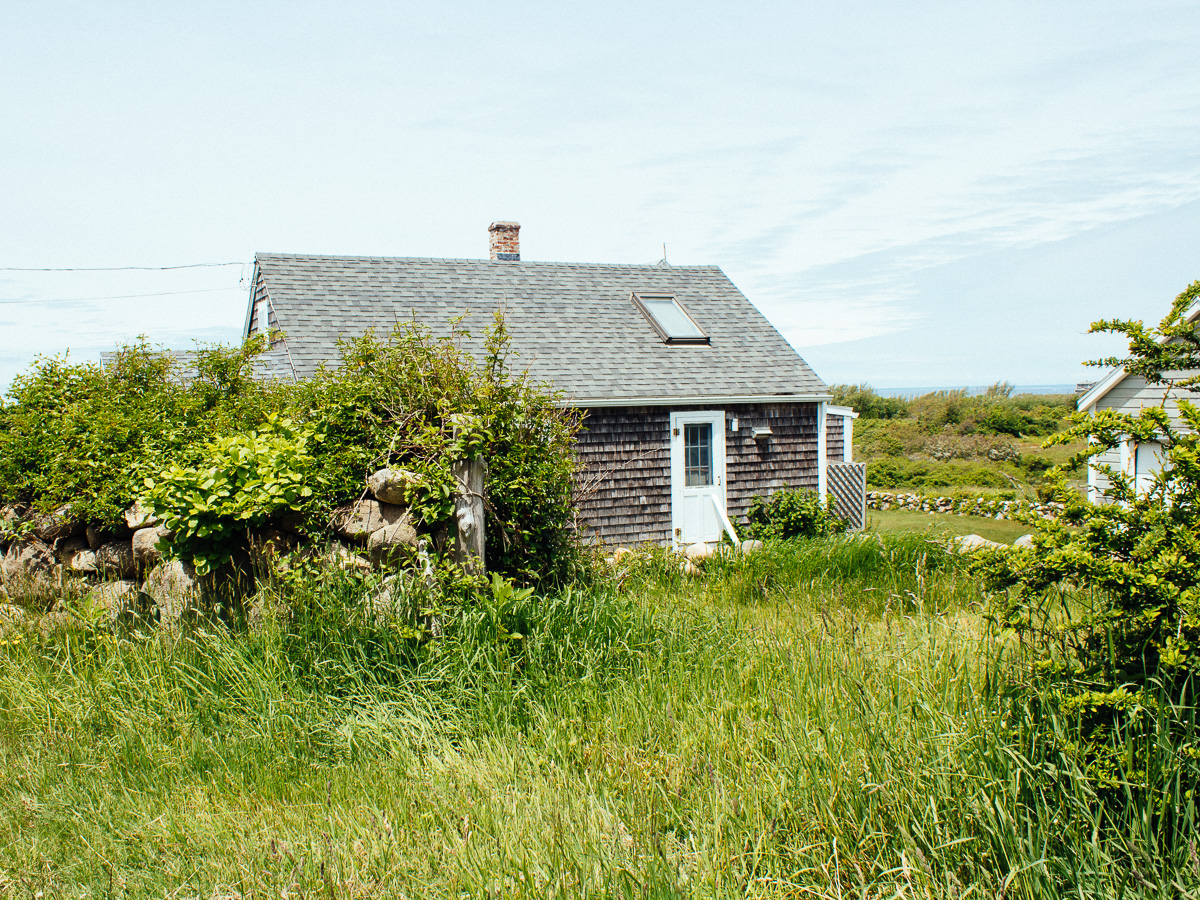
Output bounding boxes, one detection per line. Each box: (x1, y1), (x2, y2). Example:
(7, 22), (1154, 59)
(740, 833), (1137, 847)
(0, 262), (244, 272)
(0, 287), (238, 305)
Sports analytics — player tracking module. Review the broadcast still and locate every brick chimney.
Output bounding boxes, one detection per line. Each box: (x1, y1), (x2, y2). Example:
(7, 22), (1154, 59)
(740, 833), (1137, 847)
(488, 221), (520, 261)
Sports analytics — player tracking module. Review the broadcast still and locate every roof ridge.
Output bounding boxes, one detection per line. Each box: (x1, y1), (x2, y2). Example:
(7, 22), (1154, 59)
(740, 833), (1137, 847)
(254, 252), (722, 272)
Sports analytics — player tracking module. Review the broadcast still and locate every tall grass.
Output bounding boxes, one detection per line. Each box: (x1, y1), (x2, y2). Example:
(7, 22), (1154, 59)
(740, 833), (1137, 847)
(0, 536), (1196, 897)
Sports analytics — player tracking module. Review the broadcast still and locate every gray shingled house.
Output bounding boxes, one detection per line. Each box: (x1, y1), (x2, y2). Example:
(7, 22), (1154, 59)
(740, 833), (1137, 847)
(243, 222), (858, 546)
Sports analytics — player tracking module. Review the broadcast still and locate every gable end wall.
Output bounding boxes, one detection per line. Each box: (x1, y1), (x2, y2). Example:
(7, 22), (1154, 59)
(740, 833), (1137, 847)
(573, 402), (819, 546)
(1088, 375), (1200, 501)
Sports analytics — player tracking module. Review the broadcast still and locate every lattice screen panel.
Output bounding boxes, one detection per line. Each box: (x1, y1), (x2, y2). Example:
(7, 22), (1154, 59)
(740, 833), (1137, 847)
(827, 462), (866, 531)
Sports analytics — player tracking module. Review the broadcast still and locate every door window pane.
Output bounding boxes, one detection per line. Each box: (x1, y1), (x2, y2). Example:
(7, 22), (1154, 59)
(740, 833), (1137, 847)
(684, 423), (712, 486)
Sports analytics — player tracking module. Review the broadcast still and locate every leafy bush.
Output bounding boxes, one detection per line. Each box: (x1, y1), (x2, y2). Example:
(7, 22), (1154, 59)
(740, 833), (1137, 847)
(829, 383), (909, 419)
(867, 457), (1014, 491)
(290, 316), (582, 585)
(980, 404), (1025, 436)
(144, 416), (324, 575)
(742, 486), (846, 540)
(0, 339), (279, 525)
(982, 280), (1200, 805)
(0, 315), (582, 587)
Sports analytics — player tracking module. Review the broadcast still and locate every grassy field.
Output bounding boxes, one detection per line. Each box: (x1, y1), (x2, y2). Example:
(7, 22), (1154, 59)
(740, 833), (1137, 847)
(0, 539), (1192, 898)
(841, 386), (1086, 500)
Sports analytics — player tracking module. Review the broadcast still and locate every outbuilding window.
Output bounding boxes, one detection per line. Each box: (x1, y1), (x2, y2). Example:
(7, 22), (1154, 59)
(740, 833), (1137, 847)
(631, 293), (709, 344)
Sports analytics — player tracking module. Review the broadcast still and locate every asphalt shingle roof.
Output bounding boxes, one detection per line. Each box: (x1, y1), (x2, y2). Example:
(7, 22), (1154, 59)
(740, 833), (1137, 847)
(252, 253), (829, 405)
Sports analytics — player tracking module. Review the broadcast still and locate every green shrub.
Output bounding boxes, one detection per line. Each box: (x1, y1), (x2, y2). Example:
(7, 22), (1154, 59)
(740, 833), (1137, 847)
(829, 383), (909, 419)
(0, 315), (582, 587)
(981, 280), (1200, 808)
(980, 404), (1025, 436)
(144, 416), (324, 575)
(742, 486), (846, 540)
(290, 316), (582, 585)
(0, 340), (279, 525)
(867, 457), (1013, 491)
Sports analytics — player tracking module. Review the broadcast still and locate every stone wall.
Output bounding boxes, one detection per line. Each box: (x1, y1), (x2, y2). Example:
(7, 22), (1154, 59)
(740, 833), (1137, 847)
(866, 490), (1064, 521)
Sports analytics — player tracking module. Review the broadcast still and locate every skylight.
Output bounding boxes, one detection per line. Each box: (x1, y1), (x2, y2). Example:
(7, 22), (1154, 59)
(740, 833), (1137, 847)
(631, 293), (709, 344)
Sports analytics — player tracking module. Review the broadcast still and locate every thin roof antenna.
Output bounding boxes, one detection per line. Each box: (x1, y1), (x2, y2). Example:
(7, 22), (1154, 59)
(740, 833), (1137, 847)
(657, 243), (669, 268)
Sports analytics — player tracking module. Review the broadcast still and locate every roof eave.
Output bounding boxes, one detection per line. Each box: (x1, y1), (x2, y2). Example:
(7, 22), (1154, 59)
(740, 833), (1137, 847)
(826, 404), (860, 419)
(559, 393), (833, 409)
(240, 259), (262, 342)
(1078, 366), (1127, 411)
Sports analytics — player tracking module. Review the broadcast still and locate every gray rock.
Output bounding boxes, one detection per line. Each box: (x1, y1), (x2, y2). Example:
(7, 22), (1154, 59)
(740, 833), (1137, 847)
(332, 499), (409, 543)
(123, 500), (158, 531)
(367, 514), (418, 558)
(365, 574), (409, 623)
(132, 526), (171, 569)
(68, 549), (98, 574)
(366, 468), (419, 506)
(32, 505), (83, 543)
(95, 541), (136, 578)
(954, 534), (1006, 552)
(143, 559), (200, 626)
(55, 536), (88, 565)
(1, 541), (56, 584)
(684, 542), (713, 561)
(1013, 534), (1035, 549)
(87, 580), (149, 628)
(85, 523), (129, 549)
(329, 542), (373, 572)
(739, 539), (764, 555)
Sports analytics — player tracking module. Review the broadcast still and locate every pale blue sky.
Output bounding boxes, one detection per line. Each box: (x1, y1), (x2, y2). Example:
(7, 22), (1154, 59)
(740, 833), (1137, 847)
(2, 1), (1198, 392)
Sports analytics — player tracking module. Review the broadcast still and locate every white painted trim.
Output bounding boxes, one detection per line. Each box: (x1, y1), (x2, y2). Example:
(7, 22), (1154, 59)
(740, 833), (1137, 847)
(844, 415), (854, 462)
(1078, 305), (1200, 411)
(826, 405), (859, 419)
(817, 401), (828, 502)
(240, 260), (262, 341)
(1078, 366), (1127, 411)
(1087, 437), (1098, 503)
(562, 393), (832, 409)
(711, 494), (741, 547)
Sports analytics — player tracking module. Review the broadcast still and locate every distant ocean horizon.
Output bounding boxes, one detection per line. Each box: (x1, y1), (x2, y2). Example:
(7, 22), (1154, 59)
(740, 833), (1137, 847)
(871, 384), (1081, 398)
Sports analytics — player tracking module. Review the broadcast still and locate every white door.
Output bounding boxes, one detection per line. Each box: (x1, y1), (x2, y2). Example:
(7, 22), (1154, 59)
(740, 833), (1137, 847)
(1135, 441), (1165, 495)
(670, 410), (727, 545)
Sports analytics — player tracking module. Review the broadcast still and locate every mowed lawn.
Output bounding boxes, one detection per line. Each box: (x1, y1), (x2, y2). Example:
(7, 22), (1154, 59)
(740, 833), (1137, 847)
(866, 507), (1034, 544)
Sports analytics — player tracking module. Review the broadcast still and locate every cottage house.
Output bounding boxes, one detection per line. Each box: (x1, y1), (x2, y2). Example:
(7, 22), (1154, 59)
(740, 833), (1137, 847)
(1077, 303), (1200, 500)
(243, 222), (861, 545)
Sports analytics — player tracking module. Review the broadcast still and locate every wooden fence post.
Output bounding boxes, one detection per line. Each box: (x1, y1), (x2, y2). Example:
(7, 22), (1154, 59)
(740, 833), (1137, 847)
(452, 458), (486, 575)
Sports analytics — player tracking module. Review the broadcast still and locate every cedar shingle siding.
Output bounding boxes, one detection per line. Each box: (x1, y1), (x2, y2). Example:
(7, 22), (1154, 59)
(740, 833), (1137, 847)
(825, 413), (844, 462)
(575, 403), (819, 546)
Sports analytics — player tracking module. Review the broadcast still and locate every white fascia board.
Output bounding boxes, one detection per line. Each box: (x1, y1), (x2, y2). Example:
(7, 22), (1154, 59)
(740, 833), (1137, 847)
(826, 405), (859, 419)
(240, 260), (262, 341)
(560, 393), (834, 408)
(1078, 306), (1200, 411)
(1078, 366), (1126, 412)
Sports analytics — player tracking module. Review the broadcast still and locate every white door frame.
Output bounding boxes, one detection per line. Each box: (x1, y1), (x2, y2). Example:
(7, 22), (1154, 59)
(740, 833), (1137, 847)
(669, 410), (727, 545)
